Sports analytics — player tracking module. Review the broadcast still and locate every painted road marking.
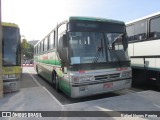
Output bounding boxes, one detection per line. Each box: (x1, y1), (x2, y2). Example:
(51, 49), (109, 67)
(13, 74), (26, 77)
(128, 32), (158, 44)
(26, 69), (64, 108)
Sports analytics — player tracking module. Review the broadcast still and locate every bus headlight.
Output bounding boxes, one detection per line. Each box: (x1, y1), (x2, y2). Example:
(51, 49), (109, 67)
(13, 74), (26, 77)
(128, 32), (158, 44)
(2, 74), (8, 79)
(8, 74), (16, 78)
(79, 76), (92, 82)
(122, 71), (132, 78)
(71, 76), (93, 83)
(2, 74), (17, 79)
(72, 76), (79, 83)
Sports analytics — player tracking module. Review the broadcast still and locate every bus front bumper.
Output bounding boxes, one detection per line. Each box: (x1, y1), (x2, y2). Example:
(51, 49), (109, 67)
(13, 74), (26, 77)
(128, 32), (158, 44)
(70, 78), (131, 98)
(3, 78), (20, 93)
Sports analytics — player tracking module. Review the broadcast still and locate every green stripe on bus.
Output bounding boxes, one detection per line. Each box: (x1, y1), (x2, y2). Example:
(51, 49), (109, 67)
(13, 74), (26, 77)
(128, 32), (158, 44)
(37, 60), (61, 66)
(59, 78), (71, 96)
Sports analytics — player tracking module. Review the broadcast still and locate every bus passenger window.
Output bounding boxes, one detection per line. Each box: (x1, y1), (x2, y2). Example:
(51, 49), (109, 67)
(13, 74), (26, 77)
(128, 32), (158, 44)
(126, 25), (134, 41)
(150, 17), (160, 39)
(41, 41), (44, 52)
(134, 20), (147, 41)
(44, 38), (48, 51)
(49, 32), (54, 49)
(47, 35), (50, 50)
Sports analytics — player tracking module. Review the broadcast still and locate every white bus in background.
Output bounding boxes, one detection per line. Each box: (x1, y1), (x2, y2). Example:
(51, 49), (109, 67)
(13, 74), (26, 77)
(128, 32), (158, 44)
(126, 12), (160, 89)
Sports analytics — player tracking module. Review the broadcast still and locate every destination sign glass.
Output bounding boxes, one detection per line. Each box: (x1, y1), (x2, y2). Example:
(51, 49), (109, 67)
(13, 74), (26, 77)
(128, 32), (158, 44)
(68, 20), (125, 33)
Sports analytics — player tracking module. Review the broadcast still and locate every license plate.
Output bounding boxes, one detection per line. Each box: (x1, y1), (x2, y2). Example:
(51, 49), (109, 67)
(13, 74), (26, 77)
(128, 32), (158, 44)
(103, 82), (113, 89)
(79, 86), (88, 91)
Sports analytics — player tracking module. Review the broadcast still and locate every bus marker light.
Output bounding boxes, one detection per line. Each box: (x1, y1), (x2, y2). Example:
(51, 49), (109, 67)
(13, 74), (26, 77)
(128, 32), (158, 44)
(148, 78), (156, 81)
(79, 70), (85, 74)
(8, 74), (16, 78)
(125, 79), (131, 84)
(73, 77), (79, 82)
(116, 68), (128, 71)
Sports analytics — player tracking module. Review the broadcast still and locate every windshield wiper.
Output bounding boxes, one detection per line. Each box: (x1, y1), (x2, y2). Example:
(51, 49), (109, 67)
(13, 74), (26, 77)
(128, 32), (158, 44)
(92, 38), (103, 63)
(105, 33), (122, 66)
(92, 47), (103, 63)
(112, 34), (123, 44)
(108, 34), (123, 50)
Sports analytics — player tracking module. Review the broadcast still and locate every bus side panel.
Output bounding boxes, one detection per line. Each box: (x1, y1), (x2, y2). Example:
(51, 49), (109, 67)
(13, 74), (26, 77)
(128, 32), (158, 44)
(131, 58), (144, 68)
(40, 65), (52, 83)
(59, 76), (71, 97)
(38, 54), (43, 75)
(128, 43), (134, 56)
(130, 39), (160, 86)
(54, 51), (61, 66)
(156, 58), (160, 69)
(37, 52), (54, 83)
(131, 40), (160, 69)
(48, 52), (56, 65)
(134, 40), (160, 56)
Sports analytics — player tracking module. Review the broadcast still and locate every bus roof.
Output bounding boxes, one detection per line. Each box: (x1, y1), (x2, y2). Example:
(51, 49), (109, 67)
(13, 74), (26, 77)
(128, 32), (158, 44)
(69, 16), (125, 24)
(126, 12), (160, 25)
(2, 22), (19, 28)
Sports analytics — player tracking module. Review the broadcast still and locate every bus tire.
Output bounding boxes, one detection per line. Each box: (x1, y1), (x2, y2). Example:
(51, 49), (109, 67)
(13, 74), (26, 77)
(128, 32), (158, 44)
(157, 72), (160, 91)
(36, 65), (39, 75)
(52, 71), (60, 92)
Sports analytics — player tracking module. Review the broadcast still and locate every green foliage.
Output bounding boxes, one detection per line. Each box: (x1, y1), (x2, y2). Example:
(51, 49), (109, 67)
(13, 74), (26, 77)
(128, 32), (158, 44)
(21, 39), (34, 59)
(21, 39), (28, 49)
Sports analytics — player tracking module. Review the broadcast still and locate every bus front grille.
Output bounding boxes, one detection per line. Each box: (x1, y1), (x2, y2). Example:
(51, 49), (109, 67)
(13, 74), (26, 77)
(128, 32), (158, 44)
(95, 73), (120, 80)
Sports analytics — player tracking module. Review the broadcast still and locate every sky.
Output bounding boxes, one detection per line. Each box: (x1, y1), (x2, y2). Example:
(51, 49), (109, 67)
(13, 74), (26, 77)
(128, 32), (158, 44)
(2, 0), (160, 41)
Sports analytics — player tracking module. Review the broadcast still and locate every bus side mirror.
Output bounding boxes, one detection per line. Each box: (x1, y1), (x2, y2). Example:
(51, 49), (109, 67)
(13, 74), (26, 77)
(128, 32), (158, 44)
(122, 35), (128, 51)
(63, 34), (67, 47)
(124, 36), (128, 51)
(62, 34), (69, 62)
(58, 34), (68, 62)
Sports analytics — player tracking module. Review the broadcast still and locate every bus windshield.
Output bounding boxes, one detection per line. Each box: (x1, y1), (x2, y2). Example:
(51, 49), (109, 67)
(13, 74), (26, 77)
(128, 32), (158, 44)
(2, 27), (20, 66)
(69, 32), (129, 64)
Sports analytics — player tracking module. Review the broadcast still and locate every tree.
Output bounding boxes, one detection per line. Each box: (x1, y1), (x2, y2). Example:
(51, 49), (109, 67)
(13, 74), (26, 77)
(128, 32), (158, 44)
(21, 39), (28, 49)
(21, 39), (34, 59)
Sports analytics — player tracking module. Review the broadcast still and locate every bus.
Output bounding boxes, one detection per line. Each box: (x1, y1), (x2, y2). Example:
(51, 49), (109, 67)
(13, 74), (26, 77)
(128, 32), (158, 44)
(2, 22), (21, 93)
(34, 16), (132, 98)
(0, 0), (2, 97)
(126, 12), (160, 88)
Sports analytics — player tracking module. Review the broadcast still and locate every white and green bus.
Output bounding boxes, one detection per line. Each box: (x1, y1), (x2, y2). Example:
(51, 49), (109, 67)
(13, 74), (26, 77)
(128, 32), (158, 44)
(34, 16), (132, 98)
(126, 12), (160, 88)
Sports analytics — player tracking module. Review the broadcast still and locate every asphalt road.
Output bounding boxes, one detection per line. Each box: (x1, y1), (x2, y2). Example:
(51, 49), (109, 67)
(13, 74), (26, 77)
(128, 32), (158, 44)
(21, 67), (157, 105)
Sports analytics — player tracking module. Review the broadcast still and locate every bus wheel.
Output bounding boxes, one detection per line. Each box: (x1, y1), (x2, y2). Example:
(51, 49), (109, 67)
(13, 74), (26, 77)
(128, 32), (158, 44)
(52, 71), (60, 92)
(55, 77), (60, 92)
(157, 72), (160, 91)
(36, 65), (39, 75)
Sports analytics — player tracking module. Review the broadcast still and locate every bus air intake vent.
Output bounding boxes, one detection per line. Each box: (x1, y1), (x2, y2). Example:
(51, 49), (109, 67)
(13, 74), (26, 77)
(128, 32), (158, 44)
(95, 73), (120, 80)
